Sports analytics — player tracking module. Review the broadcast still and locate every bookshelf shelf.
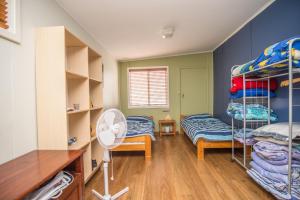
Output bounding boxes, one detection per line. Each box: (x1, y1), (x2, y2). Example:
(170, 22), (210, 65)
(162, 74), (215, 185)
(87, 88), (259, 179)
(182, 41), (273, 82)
(68, 140), (90, 150)
(66, 70), (88, 80)
(91, 136), (97, 142)
(90, 106), (103, 111)
(67, 109), (89, 115)
(89, 77), (102, 83)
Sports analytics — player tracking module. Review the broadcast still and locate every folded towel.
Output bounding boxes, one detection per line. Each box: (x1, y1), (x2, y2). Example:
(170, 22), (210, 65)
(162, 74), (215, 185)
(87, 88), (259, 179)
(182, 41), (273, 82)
(252, 152), (300, 174)
(227, 103), (278, 122)
(251, 161), (300, 185)
(230, 89), (276, 99)
(247, 169), (292, 200)
(230, 76), (277, 93)
(234, 128), (254, 138)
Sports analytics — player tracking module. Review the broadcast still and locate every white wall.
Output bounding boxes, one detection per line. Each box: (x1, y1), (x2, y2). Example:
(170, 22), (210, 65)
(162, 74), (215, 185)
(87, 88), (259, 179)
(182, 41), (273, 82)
(0, 0), (119, 164)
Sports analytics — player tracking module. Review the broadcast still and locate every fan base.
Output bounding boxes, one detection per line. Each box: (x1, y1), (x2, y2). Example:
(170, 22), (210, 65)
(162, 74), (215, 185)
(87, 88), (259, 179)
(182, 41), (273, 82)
(92, 187), (128, 200)
(92, 160), (128, 200)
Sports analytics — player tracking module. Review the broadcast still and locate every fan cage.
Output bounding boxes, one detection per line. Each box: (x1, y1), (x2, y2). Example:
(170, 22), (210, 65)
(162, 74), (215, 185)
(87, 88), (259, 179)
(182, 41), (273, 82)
(96, 108), (127, 149)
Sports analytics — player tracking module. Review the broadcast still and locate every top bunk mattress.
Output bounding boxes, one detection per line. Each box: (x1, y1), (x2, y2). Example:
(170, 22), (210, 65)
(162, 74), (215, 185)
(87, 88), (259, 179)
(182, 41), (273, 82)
(180, 114), (232, 144)
(232, 36), (300, 77)
(126, 116), (156, 140)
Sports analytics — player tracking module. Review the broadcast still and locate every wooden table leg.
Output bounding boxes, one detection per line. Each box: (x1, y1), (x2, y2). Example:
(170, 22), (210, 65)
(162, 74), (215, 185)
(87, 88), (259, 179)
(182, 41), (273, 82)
(173, 123), (176, 136)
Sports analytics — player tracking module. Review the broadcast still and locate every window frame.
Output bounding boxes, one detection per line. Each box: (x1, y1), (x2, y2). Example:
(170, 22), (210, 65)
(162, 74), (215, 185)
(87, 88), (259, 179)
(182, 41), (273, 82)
(0, 0), (21, 43)
(127, 66), (170, 109)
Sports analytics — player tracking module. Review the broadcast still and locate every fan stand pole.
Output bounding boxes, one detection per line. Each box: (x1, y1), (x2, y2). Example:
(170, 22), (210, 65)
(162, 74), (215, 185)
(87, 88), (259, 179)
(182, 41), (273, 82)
(104, 162), (111, 199)
(92, 150), (129, 200)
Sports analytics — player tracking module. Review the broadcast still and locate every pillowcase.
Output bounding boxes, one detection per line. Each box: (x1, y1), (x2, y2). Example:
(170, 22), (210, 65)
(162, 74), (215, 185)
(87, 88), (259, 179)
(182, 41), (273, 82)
(127, 116), (155, 128)
(252, 122), (300, 140)
(295, 49), (300, 60)
(127, 116), (152, 123)
(232, 65), (243, 76)
(185, 114), (211, 120)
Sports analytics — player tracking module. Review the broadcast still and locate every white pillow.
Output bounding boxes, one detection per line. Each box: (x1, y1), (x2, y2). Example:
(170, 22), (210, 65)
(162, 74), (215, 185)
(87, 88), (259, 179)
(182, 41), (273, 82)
(232, 65), (243, 76)
(253, 122), (300, 139)
(294, 50), (300, 60)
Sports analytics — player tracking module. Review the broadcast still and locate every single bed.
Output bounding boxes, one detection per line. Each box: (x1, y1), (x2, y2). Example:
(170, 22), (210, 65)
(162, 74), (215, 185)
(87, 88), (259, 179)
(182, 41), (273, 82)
(112, 116), (155, 160)
(180, 114), (243, 160)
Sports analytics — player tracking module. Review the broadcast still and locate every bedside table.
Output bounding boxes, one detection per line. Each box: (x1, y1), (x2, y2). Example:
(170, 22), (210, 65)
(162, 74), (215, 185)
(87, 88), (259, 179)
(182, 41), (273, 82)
(158, 120), (176, 136)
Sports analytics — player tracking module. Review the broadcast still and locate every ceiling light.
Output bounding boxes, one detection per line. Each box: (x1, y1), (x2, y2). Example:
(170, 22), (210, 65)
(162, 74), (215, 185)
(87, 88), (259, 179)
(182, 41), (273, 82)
(161, 26), (174, 39)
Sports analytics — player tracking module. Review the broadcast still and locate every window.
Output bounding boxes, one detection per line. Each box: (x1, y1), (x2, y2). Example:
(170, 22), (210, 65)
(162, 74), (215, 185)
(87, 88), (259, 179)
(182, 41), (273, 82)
(128, 66), (169, 108)
(0, 0), (20, 43)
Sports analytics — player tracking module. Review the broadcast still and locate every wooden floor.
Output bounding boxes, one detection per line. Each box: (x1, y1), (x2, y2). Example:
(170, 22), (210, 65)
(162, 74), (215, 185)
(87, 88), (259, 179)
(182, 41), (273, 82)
(85, 135), (274, 200)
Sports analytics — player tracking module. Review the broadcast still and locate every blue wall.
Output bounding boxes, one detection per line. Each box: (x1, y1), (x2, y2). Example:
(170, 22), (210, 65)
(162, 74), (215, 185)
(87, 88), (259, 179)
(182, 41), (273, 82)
(213, 0), (300, 124)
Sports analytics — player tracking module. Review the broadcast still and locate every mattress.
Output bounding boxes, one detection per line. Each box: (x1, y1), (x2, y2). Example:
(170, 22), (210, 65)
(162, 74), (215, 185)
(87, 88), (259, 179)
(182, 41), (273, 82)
(232, 36), (300, 77)
(180, 114), (232, 144)
(126, 116), (156, 140)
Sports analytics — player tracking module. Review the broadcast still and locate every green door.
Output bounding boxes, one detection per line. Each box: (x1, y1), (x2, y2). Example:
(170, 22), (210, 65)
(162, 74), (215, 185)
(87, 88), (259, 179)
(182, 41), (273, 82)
(180, 68), (209, 115)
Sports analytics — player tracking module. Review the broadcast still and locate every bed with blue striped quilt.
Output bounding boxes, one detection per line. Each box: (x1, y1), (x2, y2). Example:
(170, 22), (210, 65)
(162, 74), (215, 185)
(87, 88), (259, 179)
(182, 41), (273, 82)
(126, 116), (156, 141)
(180, 114), (232, 144)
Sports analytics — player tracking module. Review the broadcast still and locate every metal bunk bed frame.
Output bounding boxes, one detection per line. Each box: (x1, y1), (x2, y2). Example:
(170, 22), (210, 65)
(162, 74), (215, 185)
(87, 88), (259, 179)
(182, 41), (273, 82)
(230, 38), (300, 195)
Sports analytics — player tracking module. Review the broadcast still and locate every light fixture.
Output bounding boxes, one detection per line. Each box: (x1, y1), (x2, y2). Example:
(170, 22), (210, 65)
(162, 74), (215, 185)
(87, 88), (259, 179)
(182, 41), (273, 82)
(161, 26), (174, 39)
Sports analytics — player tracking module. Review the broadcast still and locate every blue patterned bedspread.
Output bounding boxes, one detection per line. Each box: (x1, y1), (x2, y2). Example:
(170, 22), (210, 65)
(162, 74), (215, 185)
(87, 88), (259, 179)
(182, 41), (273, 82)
(180, 115), (232, 144)
(232, 36), (300, 76)
(226, 102), (278, 122)
(126, 116), (155, 141)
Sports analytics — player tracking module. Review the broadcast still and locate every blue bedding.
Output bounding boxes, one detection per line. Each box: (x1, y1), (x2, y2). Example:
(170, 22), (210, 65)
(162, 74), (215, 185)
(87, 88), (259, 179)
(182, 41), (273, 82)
(232, 36), (300, 76)
(230, 89), (276, 99)
(126, 116), (155, 140)
(180, 114), (232, 144)
(227, 102), (278, 122)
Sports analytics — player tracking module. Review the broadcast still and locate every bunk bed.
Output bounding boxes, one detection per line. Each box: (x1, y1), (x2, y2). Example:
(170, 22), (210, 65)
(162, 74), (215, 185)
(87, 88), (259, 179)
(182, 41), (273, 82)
(229, 36), (300, 199)
(180, 114), (244, 160)
(112, 116), (155, 160)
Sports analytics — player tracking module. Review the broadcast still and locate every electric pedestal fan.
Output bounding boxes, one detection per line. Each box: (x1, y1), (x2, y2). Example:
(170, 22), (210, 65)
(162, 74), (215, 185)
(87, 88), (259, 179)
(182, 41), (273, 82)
(92, 108), (128, 200)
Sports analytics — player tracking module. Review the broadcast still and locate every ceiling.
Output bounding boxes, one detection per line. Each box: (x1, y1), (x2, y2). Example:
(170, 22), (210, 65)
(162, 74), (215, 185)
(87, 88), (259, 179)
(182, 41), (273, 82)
(57, 0), (273, 61)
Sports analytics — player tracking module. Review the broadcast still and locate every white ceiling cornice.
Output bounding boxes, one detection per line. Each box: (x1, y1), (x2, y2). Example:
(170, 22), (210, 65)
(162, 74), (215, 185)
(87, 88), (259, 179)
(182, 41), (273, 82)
(119, 50), (212, 62)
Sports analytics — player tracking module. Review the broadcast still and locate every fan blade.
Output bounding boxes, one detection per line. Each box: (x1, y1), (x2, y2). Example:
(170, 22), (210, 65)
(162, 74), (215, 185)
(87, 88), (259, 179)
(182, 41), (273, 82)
(97, 123), (107, 132)
(104, 111), (115, 126)
(112, 122), (126, 135)
(99, 129), (116, 146)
